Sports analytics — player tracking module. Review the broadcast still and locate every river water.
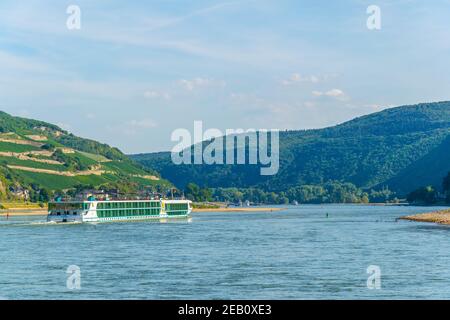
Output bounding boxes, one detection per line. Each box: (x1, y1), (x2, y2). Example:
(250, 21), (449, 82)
(0, 205), (449, 299)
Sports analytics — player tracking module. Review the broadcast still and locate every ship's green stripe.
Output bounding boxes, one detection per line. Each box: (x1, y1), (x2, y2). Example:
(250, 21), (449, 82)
(98, 214), (189, 221)
(95, 207), (161, 211)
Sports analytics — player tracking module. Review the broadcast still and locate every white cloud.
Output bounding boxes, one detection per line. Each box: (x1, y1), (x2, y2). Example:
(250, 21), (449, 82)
(326, 89), (345, 97)
(312, 90), (324, 97)
(144, 90), (171, 100)
(121, 118), (157, 136)
(282, 73), (340, 86)
(312, 88), (349, 101)
(179, 78), (226, 91)
(282, 73), (321, 85)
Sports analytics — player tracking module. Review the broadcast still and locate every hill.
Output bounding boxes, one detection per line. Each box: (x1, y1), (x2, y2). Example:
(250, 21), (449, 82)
(0, 111), (171, 201)
(131, 101), (450, 196)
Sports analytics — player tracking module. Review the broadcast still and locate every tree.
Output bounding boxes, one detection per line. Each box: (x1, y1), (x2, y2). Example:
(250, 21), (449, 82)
(185, 183), (201, 201)
(442, 172), (450, 203)
(39, 188), (50, 202)
(199, 188), (213, 202)
(407, 186), (437, 205)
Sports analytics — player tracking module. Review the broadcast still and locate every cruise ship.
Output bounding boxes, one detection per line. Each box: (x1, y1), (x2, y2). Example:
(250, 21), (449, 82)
(47, 198), (192, 223)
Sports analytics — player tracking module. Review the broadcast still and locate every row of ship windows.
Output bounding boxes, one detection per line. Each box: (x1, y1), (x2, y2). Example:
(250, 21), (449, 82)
(96, 209), (188, 218)
(49, 203), (86, 210)
(165, 204), (189, 210)
(97, 209), (161, 217)
(97, 202), (160, 209)
(49, 202), (188, 211)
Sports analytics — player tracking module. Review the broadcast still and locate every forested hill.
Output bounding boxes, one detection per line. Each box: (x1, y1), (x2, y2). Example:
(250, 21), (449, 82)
(0, 111), (170, 201)
(131, 101), (450, 196)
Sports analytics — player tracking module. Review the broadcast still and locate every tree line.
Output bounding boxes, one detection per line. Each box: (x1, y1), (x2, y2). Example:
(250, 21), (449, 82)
(407, 172), (450, 205)
(184, 181), (398, 205)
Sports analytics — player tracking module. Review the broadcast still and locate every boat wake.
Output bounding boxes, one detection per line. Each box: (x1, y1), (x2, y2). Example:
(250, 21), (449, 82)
(0, 219), (84, 227)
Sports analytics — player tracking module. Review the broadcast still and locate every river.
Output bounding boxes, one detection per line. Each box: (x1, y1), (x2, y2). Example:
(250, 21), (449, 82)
(0, 205), (448, 299)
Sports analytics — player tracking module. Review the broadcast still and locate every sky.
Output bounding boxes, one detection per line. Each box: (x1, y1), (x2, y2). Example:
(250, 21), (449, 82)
(0, 0), (449, 153)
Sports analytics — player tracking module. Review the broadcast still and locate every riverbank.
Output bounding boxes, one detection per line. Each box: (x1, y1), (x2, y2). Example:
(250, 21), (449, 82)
(0, 209), (47, 216)
(400, 209), (450, 225)
(0, 207), (286, 217)
(193, 207), (285, 213)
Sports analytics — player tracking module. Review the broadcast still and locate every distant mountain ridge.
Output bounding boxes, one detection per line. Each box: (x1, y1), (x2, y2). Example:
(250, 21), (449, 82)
(131, 101), (450, 196)
(0, 111), (170, 201)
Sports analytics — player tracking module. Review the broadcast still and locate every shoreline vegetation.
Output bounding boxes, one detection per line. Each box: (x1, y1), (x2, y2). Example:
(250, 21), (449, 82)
(400, 209), (450, 225)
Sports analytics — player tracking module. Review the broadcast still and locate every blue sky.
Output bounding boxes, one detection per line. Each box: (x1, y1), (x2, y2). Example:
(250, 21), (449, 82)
(0, 0), (449, 153)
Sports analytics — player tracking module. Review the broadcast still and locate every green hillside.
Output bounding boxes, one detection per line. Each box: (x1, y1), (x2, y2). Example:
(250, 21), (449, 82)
(131, 101), (450, 196)
(0, 111), (171, 201)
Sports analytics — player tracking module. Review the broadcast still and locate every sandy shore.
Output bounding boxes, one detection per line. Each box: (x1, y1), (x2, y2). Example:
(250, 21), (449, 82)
(400, 209), (450, 225)
(0, 209), (47, 216)
(193, 207), (285, 213)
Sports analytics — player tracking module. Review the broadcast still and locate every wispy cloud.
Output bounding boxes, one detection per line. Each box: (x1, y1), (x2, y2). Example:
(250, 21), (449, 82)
(312, 89), (349, 101)
(0, 0), (448, 153)
(121, 118), (158, 136)
(144, 90), (171, 100)
(282, 73), (320, 85)
(127, 118), (157, 129)
(179, 78), (226, 91)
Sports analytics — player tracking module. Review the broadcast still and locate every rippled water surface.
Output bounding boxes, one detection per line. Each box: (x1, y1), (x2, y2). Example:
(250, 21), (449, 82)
(1, 205), (450, 299)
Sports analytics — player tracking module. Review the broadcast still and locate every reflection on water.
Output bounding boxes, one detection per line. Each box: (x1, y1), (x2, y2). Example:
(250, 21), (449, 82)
(0, 205), (449, 299)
